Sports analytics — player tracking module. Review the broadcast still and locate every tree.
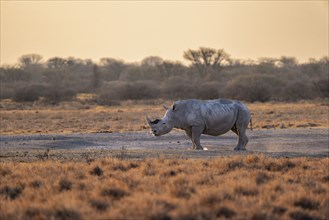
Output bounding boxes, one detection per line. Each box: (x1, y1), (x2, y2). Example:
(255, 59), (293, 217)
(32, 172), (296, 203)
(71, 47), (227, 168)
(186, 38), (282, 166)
(141, 56), (163, 67)
(0, 67), (30, 82)
(17, 54), (44, 80)
(183, 47), (231, 77)
(47, 57), (67, 69)
(139, 56), (164, 81)
(91, 64), (101, 90)
(257, 57), (279, 74)
(18, 54), (43, 68)
(157, 60), (186, 80)
(279, 56), (298, 67)
(99, 58), (126, 81)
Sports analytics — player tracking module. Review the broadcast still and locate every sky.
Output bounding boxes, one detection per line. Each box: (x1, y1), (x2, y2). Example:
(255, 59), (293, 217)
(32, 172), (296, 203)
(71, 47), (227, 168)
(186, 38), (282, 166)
(0, 1), (328, 66)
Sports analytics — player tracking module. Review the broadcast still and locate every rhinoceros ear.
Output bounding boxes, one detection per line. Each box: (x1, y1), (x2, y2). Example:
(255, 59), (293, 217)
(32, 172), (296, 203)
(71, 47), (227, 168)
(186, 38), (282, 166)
(163, 105), (170, 110)
(145, 115), (152, 126)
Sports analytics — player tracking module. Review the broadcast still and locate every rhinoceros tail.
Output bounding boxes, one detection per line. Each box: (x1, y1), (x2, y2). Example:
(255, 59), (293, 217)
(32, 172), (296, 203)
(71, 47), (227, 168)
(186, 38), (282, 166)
(249, 118), (253, 131)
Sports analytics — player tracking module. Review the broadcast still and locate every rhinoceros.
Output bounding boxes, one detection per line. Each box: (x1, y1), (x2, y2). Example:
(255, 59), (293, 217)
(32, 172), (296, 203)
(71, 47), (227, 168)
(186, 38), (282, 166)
(146, 99), (252, 151)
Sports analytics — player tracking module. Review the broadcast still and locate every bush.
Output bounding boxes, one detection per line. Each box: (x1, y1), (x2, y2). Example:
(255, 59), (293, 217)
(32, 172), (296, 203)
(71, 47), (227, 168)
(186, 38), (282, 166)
(7, 83), (76, 103)
(312, 79), (329, 98)
(101, 187), (128, 200)
(163, 81), (222, 100)
(0, 84), (15, 100)
(97, 81), (159, 104)
(162, 82), (196, 99)
(0, 67), (31, 82)
(90, 166), (103, 176)
(0, 185), (23, 200)
(225, 74), (283, 102)
(13, 84), (47, 102)
(194, 82), (221, 100)
(59, 178), (72, 191)
(44, 86), (76, 104)
(279, 81), (314, 101)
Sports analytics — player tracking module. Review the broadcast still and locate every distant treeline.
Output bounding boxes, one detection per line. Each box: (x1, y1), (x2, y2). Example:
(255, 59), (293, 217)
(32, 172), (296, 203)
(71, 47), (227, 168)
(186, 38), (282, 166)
(1, 47), (328, 104)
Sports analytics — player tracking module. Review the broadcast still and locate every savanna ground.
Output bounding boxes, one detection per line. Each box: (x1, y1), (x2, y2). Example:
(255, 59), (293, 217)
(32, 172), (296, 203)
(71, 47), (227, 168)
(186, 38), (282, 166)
(0, 98), (328, 134)
(0, 99), (328, 220)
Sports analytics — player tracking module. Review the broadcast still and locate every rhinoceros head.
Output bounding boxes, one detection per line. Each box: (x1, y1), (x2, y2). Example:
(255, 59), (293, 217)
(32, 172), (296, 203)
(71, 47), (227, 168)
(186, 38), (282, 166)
(146, 105), (174, 136)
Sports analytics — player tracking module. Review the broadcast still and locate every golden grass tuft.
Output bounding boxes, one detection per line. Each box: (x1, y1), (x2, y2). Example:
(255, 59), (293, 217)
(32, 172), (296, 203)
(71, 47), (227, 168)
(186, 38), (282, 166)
(0, 155), (328, 219)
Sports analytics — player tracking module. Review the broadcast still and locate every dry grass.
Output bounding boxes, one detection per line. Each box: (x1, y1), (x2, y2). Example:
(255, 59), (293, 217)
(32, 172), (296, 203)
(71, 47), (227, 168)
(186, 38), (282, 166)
(0, 99), (328, 135)
(0, 155), (328, 220)
(250, 101), (328, 129)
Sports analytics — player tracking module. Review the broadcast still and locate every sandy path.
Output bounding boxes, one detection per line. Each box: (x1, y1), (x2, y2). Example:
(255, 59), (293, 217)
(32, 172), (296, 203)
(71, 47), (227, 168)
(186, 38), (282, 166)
(1, 128), (328, 160)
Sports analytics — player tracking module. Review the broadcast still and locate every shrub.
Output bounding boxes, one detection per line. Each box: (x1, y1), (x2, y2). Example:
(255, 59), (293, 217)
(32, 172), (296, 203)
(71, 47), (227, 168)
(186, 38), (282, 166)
(54, 207), (81, 220)
(101, 187), (128, 200)
(30, 180), (42, 189)
(234, 186), (259, 196)
(193, 82), (221, 100)
(90, 166), (103, 176)
(162, 82), (195, 99)
(97, 81), (159, 104)
(44, 86), (76, 104)
(0, 67), (31, 82)
(225, 74), (283, 102)
(280, 81), (314, 101)
(255, 172), (272, 185)
(0, 186), (23, 200)
(312, 79), (329, 98)
(0, 166), (11, 177)
(89, 199), (108, 211)
(216, 207), (236, 218)
(24, 208), (45, 220)
(59, 178), (72, 191)
(272, 206), (287, 215)
(128, 81), (159, 100)
(294, 197), (320, 210)
(289, 211), (320, 220)
(13, 84), (47, 102)
(0, 84), (15, 100)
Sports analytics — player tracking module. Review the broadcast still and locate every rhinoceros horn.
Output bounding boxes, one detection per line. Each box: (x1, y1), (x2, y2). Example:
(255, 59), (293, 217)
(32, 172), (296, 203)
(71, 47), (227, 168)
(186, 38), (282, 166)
(163, 105), (170, 110)
(145, 115), (152, 126)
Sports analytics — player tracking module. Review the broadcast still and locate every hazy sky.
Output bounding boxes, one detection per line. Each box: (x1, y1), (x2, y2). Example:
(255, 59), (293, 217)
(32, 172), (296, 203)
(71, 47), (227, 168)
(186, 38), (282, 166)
(1, 1), (328, 65)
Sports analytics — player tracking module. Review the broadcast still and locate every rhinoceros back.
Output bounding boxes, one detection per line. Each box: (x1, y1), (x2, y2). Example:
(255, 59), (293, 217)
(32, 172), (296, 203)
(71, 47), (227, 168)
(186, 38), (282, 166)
(172, 99), (247, 136)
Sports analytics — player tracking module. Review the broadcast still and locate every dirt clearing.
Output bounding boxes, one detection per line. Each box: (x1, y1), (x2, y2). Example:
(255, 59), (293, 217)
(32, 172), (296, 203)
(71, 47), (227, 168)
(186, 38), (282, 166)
(1, 128), (328, 162)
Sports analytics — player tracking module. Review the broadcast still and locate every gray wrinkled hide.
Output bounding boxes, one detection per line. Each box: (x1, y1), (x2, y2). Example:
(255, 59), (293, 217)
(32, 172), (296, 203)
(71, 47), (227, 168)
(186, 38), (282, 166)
(146, 99), (251, 151)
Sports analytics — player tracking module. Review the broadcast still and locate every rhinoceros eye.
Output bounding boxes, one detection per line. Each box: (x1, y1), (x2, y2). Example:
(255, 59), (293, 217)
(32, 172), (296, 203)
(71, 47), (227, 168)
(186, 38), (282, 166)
(162, 122), (166, 125)
(151, 119), (161, 124)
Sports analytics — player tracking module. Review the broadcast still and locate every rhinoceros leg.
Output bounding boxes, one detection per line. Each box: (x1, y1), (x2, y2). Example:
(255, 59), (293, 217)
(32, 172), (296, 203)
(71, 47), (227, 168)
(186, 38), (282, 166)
(234, 130), (248, 151)
(191, 126), (208, 151)
(184, 129), (196, 149)
(231, 125), (238, 135)
(233, 119), (249, 151)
